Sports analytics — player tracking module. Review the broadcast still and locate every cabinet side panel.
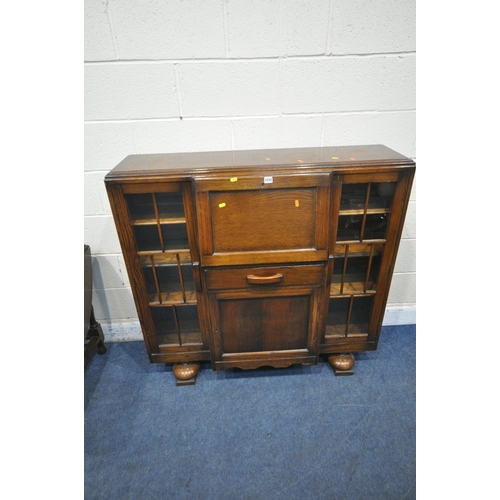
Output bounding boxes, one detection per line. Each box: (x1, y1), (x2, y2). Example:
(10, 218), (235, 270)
(368, 168), (415, 338)
(105, 183), (160, 354)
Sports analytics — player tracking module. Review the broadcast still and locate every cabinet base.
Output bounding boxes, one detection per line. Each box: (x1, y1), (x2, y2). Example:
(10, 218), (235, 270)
(173, 362), (200, 386)
(328, 353), (355, 376)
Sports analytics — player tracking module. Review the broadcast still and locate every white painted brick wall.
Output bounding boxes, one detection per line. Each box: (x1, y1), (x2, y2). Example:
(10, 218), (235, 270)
(109, 0), (227, 60)
(282, 56), (415, 113)
(84, 0), (416, 334)
(85, 63), (179, 120)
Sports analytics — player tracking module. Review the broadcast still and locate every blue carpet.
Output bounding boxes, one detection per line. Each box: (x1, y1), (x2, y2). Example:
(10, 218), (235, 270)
(85, 325), (415, 499)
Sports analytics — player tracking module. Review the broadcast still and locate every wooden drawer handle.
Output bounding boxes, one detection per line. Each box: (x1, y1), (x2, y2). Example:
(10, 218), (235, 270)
(246, 273), (284, 285)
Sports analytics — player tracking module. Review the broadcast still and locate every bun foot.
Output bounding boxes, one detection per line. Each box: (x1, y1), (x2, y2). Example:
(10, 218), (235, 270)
(328, 353), (355, 376)
(173, 362), (200, 386)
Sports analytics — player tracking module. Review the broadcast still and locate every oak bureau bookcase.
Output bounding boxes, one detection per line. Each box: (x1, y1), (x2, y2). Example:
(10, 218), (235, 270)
(105, 145), (415, 385)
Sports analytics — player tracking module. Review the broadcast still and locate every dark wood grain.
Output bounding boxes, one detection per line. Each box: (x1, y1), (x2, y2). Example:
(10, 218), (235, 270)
(104, 145), (415, 378)
(195, 173), (331, 267)
(211, 189), (316, 252)
(106, 145), (413, 181)
(204, 264), (325, 290)
(219, 295), (311, 353)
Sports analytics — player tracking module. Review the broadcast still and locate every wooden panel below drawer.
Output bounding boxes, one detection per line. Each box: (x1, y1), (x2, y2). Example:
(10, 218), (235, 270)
(204, 264), (326, 291)
(219, 295), (311, 353)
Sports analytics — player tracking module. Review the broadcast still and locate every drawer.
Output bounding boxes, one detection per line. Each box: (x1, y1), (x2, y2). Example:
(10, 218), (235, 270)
(204, 264), (325, 291)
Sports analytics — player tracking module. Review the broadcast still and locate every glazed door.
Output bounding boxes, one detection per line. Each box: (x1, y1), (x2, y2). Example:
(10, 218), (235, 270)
(106, 181), (211, 363)
(322, 169), (414, 352)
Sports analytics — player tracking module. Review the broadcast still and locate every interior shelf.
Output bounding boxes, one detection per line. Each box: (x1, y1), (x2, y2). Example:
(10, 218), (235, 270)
(338, 207), (391, 216)
(131, 217), (186, 226)
(138, 248), (191, 257)
(126, 192), (185, 223)
(152, 304), (203, 347)
(158, 331), (203, 348)
(324, 325), (369, 339)
(324, 294), (374, 339)
(140, 251), (192, 266)
(333, 241), (385, 254)
(330, 282), (377, 295)
(149, 290), (197, 306)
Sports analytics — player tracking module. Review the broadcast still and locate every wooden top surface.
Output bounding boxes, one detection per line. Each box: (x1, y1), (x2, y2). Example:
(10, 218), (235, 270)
(105, 144), (415, 181)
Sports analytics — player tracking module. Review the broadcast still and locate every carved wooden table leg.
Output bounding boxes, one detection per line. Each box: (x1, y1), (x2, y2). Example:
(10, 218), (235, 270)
(328, 353), (355, 376)
(90, 307), (107, 355)
(173, 362), (200, 386)
(84, 306), (107, 368)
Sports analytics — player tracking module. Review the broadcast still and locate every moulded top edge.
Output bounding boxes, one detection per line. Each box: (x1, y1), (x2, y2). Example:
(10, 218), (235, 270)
(104, 145), (415, 180)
